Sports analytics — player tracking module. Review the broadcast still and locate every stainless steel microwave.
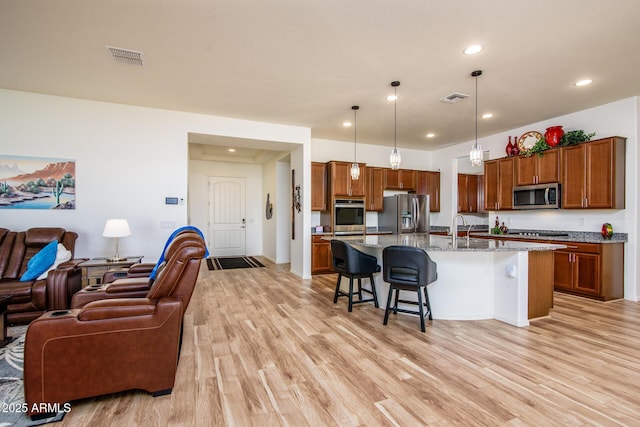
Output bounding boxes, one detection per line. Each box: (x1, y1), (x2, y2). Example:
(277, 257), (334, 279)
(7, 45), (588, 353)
(513, 183), (561, 209)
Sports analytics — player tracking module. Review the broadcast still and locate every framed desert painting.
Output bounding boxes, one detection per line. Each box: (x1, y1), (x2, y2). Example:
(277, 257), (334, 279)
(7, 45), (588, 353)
(0, 155), (76, 209)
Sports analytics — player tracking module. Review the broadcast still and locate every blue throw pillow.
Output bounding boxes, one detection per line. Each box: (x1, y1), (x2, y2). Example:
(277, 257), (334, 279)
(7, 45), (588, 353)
(20, 240), (59, 282)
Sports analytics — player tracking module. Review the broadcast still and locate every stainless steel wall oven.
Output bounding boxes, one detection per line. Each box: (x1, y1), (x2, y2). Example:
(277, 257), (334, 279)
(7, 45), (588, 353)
(333, 199), (365, 235)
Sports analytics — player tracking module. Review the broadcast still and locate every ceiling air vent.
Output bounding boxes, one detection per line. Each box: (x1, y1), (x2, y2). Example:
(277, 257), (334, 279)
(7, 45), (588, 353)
(440, 92), (469, 104)
(106, 46), (145, 67)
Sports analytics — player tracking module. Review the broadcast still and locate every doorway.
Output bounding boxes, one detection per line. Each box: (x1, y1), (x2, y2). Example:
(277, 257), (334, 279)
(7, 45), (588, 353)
(208, 176), (246, 256)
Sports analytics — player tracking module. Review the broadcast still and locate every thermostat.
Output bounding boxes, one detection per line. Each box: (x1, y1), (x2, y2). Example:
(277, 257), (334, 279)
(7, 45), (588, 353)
(165, 197), (179, 205)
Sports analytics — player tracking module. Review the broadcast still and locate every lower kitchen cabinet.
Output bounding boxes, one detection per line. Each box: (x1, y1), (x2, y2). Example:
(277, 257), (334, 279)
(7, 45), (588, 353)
(312, 235), (334, 275)
(475, 235), (625, 302)
(553, 241), (624, 301)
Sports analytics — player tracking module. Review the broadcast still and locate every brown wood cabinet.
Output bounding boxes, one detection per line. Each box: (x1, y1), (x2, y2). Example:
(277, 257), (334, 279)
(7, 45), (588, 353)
(561, 136), (626, 209)
(416, 171), (440, 212)
(474, 234), (625, 302)
(311, 162), (327, 211)
(483, 157), (514, 211)
(365, 167), (384, 211)
(327, 161), (366, 198)
(458, 174), (480, 213)
(514, 149), (560, 185)
(384, 169), (416, 191)
(311, 235), (334, 275)
(553, 241), (623, 301)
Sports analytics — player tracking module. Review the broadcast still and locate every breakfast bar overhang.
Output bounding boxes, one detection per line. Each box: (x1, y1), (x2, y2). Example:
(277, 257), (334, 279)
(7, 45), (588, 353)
(329, 234), (566, 327)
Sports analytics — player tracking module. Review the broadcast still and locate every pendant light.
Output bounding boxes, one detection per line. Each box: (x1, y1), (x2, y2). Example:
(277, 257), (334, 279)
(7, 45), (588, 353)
(350, 105), (360, 180)
(469, 70), (483, 167)
(389, 81), (401, 170)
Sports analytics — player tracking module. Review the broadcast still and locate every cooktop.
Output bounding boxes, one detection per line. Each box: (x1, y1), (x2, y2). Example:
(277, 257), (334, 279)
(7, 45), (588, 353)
(507, 231), (569, 237)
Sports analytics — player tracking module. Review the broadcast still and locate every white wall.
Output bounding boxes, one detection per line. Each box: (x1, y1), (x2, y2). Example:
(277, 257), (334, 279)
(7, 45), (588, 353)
(431, 97), (639, 300)
(261, 158), (277, 262)
(275, 159), (292, 263)
(261, 155), (292, 264)
(289, 144), (311, 278)
(0, 89), (309, 273)
(188, 160), (263, 256)
(312, 138), (433, 169)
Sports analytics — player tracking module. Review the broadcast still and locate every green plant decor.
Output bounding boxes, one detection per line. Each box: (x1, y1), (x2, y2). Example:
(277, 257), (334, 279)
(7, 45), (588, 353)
(525, 137), (551, 157)
(560, 130), (596, 146)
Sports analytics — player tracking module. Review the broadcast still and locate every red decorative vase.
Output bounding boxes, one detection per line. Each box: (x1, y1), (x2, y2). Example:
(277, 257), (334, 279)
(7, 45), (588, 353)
(545, 126), (564, 147)
(511, 143), (519, 156)
(506, 136), (513, 156)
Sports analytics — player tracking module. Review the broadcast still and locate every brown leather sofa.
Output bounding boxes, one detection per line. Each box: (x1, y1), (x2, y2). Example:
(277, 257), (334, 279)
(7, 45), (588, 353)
(24, 232), (206, 418)
(0, 227), (83, 323)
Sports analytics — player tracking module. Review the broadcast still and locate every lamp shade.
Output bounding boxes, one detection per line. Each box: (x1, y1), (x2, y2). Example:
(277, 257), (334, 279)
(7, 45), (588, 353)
(102, 219), (131, 238)
(470, 143), (483, 167)
(350, 162), (360, 180)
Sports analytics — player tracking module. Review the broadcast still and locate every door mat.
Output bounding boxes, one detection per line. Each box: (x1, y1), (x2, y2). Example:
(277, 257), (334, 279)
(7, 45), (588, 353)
(206, 256), (265, 271)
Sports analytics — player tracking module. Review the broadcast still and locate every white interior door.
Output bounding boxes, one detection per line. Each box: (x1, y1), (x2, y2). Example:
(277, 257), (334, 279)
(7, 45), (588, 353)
(208, 176), (246, 257)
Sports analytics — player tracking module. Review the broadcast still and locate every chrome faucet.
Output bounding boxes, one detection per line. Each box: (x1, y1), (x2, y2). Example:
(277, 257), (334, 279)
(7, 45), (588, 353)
(451, 214), (468, 247)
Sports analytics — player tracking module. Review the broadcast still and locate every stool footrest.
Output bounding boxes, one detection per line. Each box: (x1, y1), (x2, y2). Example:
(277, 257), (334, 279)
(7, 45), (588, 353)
(396, 298), (429, 307)
(391, 307), (431, 317)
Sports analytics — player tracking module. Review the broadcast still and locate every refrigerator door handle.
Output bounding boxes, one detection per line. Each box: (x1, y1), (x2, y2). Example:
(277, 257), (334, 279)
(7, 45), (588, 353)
(414, 197), (420, 232)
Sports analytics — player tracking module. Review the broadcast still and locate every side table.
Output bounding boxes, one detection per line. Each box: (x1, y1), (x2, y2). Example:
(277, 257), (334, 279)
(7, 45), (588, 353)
(79, 256), (144, 286)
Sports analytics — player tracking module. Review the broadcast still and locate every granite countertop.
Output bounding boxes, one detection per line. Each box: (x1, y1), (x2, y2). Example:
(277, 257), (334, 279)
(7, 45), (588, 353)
(330, 233), (566, 252)
(475, 229), (628, 244)
(311, 227), (394, 236)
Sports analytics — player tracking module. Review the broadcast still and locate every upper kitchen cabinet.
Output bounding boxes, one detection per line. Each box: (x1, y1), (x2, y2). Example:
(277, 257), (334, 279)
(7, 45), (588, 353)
(311, 162), (328, 211)
(384, 169), (416, 191)
(514, 148), (560, 185)
(327, 161), (366, 198)
(416, 170), (440, 212)
(484, 157), (514, 211)
(458, 174), (480, 213)
(561, 136), (626, 209)
(365, 167), (384, 211)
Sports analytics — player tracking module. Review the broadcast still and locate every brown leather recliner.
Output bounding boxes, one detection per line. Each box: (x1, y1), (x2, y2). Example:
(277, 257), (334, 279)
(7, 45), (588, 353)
(70, 228), (204, 308)
(0, 227), (83, 323)
(23, 232), (206, 418)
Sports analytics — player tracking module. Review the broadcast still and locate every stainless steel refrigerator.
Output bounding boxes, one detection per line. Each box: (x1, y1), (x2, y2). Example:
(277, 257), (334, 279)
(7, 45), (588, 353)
(378, 194), (430, 234)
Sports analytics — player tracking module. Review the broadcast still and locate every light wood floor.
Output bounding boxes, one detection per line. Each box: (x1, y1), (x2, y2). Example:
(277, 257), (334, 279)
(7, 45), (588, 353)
(58, 259), (640, 426)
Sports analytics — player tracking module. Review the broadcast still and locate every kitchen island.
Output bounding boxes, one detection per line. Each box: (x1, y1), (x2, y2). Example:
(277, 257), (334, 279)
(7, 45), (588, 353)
(330, 234), (566, 327)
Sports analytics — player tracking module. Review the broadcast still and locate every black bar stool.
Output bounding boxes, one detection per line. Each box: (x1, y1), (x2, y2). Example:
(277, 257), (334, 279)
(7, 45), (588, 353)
(382, 246), (438, 332)
(330, 240), (380, 312)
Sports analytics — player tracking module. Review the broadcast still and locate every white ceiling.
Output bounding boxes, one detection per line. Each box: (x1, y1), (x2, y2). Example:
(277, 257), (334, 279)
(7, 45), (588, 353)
(2, 0), (639, 158)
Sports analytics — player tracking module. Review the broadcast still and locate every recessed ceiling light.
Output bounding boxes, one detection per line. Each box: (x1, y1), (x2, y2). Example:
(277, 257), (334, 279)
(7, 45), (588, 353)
(482, 113), (493, 119)
(343, 121), (352, 127)
(426, 133), (435, 138)
(228, 148), (236, 153)
(575, 79), (593, 87)
(386, 95), (398, 101)
(463, 44), (483, 55)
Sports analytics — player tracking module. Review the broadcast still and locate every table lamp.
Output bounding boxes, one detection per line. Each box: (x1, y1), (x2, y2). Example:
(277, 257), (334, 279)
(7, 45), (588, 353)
(102, 219), (131, 262)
